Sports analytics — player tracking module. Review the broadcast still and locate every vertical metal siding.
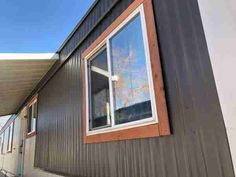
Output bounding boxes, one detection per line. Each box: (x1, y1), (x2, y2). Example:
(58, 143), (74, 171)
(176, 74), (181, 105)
(60, 0), (123, 60)
(35, 0), (235, 177)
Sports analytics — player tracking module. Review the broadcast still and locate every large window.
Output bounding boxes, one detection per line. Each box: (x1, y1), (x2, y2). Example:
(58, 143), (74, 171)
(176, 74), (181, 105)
(86, 11), (156, 132)
(27, 100), (37, 135)
(83, 0), (170, 143)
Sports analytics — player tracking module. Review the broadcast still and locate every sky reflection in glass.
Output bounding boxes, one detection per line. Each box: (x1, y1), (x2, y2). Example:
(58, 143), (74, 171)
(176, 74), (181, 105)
(110, 14), (152, 124)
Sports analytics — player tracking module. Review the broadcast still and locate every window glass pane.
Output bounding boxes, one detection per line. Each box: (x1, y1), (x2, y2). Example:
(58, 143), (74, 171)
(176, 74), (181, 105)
(90, 49), (108, 71)
(28, 102), (37, 133)
(7, 124), (13, 151)
(31, 104), (37, 132)
(33, 101), (38, 118)
(88, 48), (111, 129)
(4, 130), (9, 153)
(110, 14), (152, 125)
(31, 118), (36, 132)
(28, 105), (32, 133)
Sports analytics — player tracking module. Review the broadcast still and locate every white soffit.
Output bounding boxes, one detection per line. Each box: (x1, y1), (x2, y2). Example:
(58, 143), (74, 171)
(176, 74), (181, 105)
(0, 53), (58, 116)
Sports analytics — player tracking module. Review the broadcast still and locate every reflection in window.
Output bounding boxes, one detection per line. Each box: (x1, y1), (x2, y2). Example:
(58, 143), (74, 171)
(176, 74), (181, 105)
(88, 48), (111, 129)
(28, 102), (37, 133)
(110, 14), (152, 124)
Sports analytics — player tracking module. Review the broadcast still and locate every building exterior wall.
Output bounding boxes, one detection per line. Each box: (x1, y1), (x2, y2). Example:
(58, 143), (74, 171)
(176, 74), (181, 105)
(23, 136), (62, 177)
(34, 0), (235, 177)
(197, 0), (236, 173)
(0, 114), (22, 176)
(0, 0), (235, 177)
(0, 110), (62, 177)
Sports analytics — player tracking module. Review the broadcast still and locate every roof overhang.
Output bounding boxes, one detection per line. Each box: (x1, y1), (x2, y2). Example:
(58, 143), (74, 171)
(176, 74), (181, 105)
(0, 53), (58, 116)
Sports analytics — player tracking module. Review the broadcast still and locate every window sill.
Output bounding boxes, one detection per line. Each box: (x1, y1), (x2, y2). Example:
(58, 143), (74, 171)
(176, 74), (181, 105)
(87, 117), (157, 136)
(84, 123), (165, 143)
(26, 131), (36, 138)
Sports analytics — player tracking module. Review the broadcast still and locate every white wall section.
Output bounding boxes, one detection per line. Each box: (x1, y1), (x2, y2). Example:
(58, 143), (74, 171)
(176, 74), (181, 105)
(198, 0), (236, 173)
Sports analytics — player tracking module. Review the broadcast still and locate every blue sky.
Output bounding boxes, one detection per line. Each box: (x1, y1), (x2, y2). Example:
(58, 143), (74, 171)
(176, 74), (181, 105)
(0, 0), (94, 53)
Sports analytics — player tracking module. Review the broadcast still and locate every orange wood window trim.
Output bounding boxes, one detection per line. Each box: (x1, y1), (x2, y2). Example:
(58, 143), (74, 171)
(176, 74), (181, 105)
(82, 0), (170, 144)
(27, 95), (38, 108)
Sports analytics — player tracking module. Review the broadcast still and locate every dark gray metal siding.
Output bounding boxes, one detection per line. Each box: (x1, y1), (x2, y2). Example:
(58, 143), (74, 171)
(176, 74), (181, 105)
(35, 0), (235, 176)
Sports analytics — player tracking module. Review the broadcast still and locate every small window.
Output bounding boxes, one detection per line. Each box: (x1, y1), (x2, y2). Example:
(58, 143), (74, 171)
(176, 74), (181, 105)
(7, 122), (14, 152)
(27, 100), (37, 134)
(82, 0), (170, 143)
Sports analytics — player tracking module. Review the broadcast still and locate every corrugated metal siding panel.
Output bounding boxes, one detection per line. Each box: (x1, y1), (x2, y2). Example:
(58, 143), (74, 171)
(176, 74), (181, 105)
(35, 0), (235, 177)
(60, 0), (133, 61)
(59, 0), (116, 60)
(153, 0), (234, 176)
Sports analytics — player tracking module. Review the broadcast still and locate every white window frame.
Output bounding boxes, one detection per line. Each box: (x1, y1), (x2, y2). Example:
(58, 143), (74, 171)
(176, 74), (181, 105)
(85, 4), (158, 136)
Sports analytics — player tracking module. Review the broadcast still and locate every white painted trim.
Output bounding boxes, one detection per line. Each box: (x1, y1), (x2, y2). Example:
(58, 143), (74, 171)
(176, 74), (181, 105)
(0, 53), (59, 60)
(85, 59), (90, 132)
(107, 38), (115, 128)
(84, 42), (106, 61)
(85, 4), (158, 136)
(87, 117), (157, 135)
(140, 4), (158, 125)
(91, 66), (109, 77)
